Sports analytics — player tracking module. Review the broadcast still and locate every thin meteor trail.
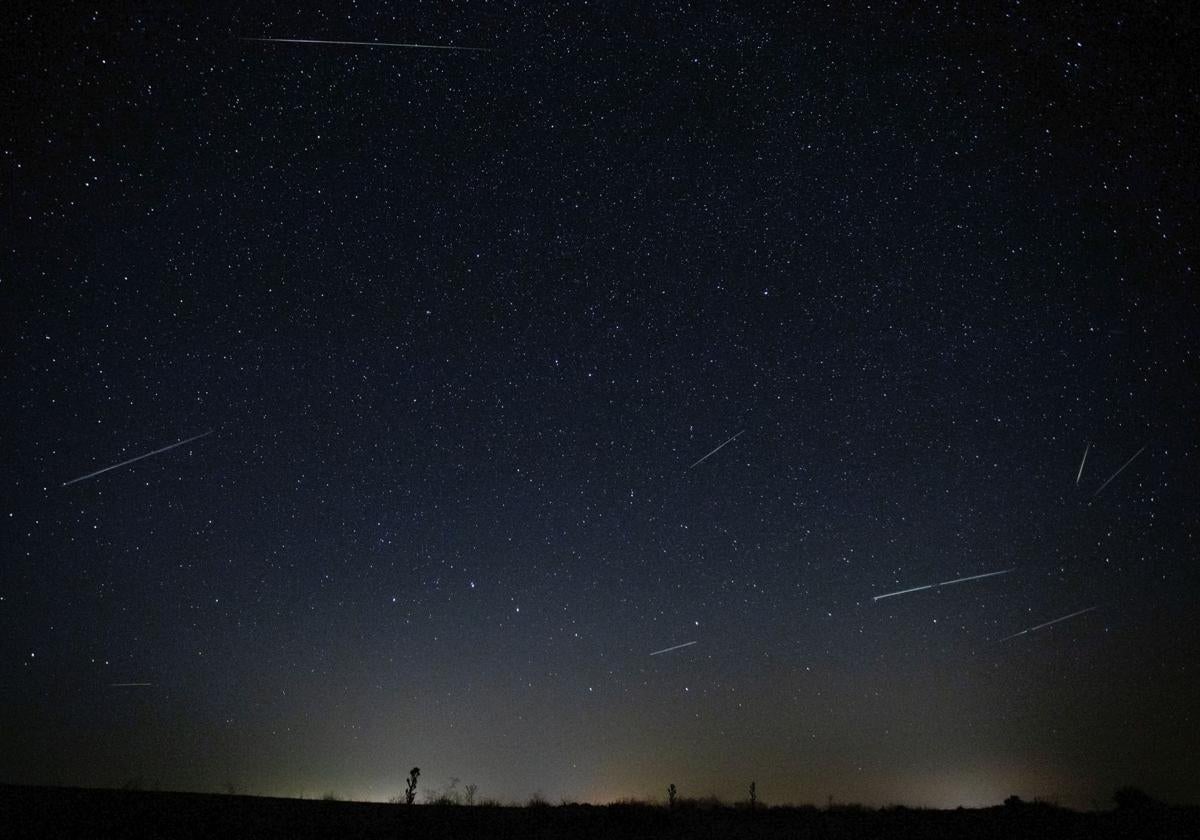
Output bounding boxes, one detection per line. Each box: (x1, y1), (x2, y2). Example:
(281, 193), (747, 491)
(649, 641), (697, 656)
(872, 583), (935, 602)
(241, 37), (489, 52)
(1076, 442), (1090, 485)
(1090, 445), (1146, 500)
(938, 568), (1014, 589)
(62, 430), (214, 486)
(110, 683), (153, 687)
(873, 568), (1013, 601)
(999, 606), (1097, 642)
(687, 430), (744, 470)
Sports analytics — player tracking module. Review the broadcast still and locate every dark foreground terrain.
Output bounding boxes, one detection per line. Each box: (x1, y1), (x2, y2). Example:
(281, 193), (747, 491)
(2, 785), (1197, 839)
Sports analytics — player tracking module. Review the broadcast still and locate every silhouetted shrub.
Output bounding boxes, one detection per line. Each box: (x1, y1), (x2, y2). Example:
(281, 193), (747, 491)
(611, 797), (656, 809)
(1113, 786), (1159, 811)
(667, 783), (677, 809)
(826, 802), (868, 814)
(424, 777), (462, 805)
(404, 767), (420, 805)
(321, 792), (341, 802)
(676, 796), (724, 811)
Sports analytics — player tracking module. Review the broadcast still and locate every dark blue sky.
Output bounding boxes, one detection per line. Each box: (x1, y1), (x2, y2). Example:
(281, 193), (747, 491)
(2, 1), (1197, 807)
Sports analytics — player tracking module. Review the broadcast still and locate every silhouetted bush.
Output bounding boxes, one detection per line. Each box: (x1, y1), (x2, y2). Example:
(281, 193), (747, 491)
(667, 783), (677, 809)
(675, 795), (724, 811)
(404, 767), (420, 805)
(826, 802), (868, 815)
(1113, 786), (1159, 811)
(424, 777), (462, 805)
(610, 797), (656, 809)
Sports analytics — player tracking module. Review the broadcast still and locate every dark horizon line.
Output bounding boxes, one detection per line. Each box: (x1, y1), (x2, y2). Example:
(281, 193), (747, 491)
(1, 781), (1190, 811)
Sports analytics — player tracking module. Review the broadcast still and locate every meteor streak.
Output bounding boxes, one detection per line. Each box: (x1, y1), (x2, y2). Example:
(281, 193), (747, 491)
(999, 606), (1097, 642)
(872, 583), (934, 602)
(109, 683), (153, 687)
(873, 568), (1013, 601)
(687, 430), (744, 470)
(649, 641), (697, 656)
(62, 430), (214, 486)
(1090, 445), (1146, 500)
(1076, 442), (1090, 485)
(241, 36), (489, 52)
(937, 569), (1014, 589)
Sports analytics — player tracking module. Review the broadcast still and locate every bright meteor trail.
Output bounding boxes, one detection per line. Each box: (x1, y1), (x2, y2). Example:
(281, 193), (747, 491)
(939, 569), (1015, 589)
(873, 568), (1013, 602)
(687, 430), (744, 470)
(62, 430), (214, 486)
(1076, 442), (1090, 485)
(1090, 445), (1146, 500)
(873, 583), (934, 601)
(999, 606), (1097, 642)
(649, 641), (697, 656)
(241, 37), (489, 52)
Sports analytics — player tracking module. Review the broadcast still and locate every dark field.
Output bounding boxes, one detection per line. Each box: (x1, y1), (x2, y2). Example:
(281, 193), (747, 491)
(2, 785), (1197, 840)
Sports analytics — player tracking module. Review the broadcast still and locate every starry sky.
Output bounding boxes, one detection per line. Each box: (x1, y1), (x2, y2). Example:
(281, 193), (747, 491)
(2, 1), (1198, 810)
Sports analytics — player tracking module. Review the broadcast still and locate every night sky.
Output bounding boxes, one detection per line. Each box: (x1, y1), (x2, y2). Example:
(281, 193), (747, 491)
(3, 2), (1198, 809)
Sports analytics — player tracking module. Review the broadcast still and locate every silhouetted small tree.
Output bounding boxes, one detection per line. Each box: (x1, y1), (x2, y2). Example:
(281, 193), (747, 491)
(464, 783), (478, 806)
(405, 767), (420, 805)
(667, 783), (677, 809)
(1004, 795), (1024, 808)
(749, 781), (757, 809)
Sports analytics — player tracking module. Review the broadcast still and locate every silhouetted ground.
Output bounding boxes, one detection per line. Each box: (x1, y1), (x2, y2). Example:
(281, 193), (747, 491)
(2, 784), (1197, 839)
